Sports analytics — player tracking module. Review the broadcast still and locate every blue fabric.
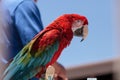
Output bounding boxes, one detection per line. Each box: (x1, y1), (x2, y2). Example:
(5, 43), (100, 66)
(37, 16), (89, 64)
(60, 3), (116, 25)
(2, 0), (43, 62)
(0, 0), (43, 79)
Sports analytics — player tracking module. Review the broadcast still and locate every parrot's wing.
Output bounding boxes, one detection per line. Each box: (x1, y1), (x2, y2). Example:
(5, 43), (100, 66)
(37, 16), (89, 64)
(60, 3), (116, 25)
(3, 29), (61, 80)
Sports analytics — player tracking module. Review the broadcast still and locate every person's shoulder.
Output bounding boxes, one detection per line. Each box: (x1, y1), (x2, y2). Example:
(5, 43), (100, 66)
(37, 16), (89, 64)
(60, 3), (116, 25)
(15, 0), (38, 14)
(3, 0), (36, 15)
(18, 0), (37, 10)
(3, 0), (24, 15)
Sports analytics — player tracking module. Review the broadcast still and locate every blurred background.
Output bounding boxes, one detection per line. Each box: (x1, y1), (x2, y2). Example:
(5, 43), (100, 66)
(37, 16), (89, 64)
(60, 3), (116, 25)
(36, 0), (120, 80)
(37, 0), (114, 67)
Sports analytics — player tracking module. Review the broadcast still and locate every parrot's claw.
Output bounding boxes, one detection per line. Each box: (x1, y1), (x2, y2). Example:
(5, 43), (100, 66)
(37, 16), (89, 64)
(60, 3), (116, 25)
(45, 65), (55, 80)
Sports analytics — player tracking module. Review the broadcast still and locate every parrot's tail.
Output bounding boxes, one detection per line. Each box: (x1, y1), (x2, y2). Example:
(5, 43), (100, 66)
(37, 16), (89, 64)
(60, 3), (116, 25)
(1, 63), (20, 80)
(2, 64), (42, 80)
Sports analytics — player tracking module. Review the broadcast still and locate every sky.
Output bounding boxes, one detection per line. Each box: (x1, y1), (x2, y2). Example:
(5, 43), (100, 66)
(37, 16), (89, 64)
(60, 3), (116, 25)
(36, 0), (115, 68)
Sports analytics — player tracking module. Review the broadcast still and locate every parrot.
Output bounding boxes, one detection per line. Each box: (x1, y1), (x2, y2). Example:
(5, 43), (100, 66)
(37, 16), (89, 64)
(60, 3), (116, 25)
(2, 14), (88, 80)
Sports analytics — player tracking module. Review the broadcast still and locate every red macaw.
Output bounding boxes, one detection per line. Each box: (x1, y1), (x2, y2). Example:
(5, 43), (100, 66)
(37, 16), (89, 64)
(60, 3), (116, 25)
(2, 14), (88, 80)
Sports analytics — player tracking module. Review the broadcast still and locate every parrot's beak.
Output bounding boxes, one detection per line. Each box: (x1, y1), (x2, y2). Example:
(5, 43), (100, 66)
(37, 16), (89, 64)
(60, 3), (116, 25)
(73, 25), (88, 42)
(81, 25), (88, 42)
(80, 38), (84, 42)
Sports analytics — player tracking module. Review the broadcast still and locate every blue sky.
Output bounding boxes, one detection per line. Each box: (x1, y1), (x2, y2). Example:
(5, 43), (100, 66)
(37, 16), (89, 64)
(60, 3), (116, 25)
(37, 0), (115, 67)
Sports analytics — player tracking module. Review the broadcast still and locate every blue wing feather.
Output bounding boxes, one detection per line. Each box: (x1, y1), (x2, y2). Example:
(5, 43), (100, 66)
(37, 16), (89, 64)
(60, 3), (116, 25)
(2, 41), (59, 80)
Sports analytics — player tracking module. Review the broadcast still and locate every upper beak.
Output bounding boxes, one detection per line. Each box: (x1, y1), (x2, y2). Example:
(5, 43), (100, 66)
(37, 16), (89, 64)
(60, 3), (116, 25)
(81, 25), (88, 42)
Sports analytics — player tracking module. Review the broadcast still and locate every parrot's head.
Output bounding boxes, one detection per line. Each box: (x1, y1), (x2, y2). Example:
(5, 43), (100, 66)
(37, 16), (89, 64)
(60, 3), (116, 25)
(65, 14), (88, 42)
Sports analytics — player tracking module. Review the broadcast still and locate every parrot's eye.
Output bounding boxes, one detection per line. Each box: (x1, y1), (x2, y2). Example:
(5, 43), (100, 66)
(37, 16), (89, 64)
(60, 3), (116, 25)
(77, 20), (81, 22)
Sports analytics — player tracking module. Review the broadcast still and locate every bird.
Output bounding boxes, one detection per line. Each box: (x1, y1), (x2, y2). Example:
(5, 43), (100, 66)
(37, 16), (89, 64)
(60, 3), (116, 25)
(2, 14), (88, 80)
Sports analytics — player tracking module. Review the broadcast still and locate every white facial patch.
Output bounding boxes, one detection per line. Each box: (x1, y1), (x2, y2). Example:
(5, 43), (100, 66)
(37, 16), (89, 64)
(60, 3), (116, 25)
(72, 20), (83, 32)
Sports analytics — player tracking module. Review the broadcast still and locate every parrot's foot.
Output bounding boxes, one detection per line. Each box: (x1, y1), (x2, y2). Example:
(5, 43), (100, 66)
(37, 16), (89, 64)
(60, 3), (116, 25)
(45, 65), (55, 80)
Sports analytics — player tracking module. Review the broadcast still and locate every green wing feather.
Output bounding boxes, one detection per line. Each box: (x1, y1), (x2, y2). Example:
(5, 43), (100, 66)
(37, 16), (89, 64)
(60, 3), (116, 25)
(2, 29), (61, 80)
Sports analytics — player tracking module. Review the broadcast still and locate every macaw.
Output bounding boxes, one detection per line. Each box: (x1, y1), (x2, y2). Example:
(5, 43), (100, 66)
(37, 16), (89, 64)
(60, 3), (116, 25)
(2, 14), (88, 80)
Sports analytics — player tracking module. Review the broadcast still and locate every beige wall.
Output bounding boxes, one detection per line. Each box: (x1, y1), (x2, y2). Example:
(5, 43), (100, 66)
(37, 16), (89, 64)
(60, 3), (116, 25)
(113, 0), (120, 80)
